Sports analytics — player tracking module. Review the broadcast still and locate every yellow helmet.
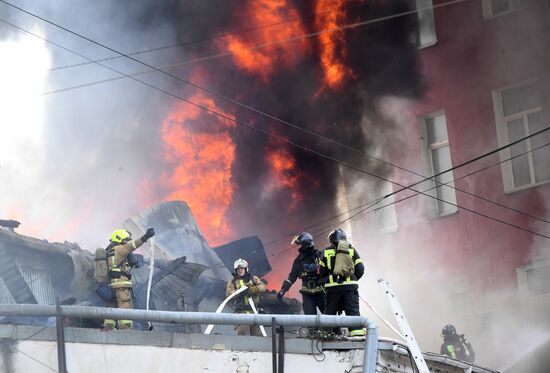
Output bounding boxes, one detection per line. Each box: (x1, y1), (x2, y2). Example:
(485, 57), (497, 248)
(111, 229), (132, 244)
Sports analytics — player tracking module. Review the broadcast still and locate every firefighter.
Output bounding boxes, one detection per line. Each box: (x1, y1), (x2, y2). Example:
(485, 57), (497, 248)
(440, 324), (475, 363)
(103, 227), (155, 330)
(226, 258), (266, 336)
(277, 232), (325, 316)
(319, 228), (365, 337)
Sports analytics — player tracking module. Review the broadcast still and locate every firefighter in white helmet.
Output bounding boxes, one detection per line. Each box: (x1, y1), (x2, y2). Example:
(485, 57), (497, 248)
(226, 258), (266, 336)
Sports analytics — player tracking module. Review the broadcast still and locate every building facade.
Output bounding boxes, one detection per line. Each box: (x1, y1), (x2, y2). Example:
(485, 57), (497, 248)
(349, 0), (550, 369)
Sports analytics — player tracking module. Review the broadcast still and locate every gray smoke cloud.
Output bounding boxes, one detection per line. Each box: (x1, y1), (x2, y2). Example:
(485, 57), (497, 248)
(1, 0), (426, 255)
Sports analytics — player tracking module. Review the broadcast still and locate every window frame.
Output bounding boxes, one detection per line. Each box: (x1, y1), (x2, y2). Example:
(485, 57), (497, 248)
(416, 0), (438, 49)
(492, 78), (548, 193)
(517, 256), (550, 298)
(481, 0), (528, 20)
(418, 110), (458, 218)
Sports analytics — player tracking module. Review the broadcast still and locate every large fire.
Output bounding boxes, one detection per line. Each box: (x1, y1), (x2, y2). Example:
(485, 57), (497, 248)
(221, 0), (311, 81)
(265, 146), (303, 210)
(160, 93), (236, 246)
(315, 0), (354, 90)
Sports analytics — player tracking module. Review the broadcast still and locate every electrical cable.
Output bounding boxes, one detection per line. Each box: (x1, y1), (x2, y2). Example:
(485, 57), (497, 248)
(151, 139), (550, 277)
(3, 0), (549, 247)
(3, 0), (469, 99)
(45, 8), (335, 73)
(9, 320), (58, 372)
(4, 1), (544, 228)
(1, 10), (514, 230)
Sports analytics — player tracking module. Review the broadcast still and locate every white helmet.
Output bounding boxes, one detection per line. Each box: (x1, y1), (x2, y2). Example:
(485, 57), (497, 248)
(233, 258), (249, 272)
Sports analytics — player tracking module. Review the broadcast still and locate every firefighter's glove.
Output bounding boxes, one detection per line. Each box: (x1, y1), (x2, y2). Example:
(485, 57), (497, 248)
(141, 227), (155, 242)
(277, 290), (285, 302)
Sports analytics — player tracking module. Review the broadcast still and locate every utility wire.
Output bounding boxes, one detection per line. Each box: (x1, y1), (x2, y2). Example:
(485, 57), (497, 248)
(3, 8), (550, 245)
(265, 140), (550, 261)
(5, 0), (543, 228)
(8, 0), (542, 228)
(378, 127), (550, 207)
(214, 140), (550, 270)
(5, 0), (469, 99)
(45, 9), (333, 73)
(9, 320), (57, 372)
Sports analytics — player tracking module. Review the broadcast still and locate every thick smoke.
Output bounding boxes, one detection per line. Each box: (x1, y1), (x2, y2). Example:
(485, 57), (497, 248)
(164, 0), (425, 240)
(1, 1), (425, 252)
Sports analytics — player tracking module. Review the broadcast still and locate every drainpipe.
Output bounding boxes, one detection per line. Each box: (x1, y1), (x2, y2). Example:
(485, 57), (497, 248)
(0, 304), (378, 373)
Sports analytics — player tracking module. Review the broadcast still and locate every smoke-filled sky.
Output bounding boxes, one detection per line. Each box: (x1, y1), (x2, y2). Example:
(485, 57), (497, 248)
(0, 0), (424, 249)
(2, 1), (550, 370)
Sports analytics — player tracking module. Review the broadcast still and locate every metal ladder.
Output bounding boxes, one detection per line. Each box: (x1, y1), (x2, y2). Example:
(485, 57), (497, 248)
(379, 279), (430, 373)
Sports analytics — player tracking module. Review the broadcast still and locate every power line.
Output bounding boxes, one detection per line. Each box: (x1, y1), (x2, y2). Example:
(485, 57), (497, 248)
(45, 9), (333, 73)
(4, 2), (549, 243)
(8, 0), (540, 228)
(374, 125), (550, 208)
(9, 320), (57, 372)
(266, 140), (550, 259)
(6, 0), (468, 99)
(6, 0), (542, 228)
(372, 141), (550, 215)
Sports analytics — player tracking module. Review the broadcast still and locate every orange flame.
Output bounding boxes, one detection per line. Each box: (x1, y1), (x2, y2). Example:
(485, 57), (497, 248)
(160, 93), (236, 246)
(265, 147), (302, 209)
(315, 0), (354, 90)
(222, 0), (310, 81)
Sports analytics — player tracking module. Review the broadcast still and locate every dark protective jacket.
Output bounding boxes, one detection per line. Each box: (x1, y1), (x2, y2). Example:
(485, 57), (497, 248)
(319, 241), (364, 292)
(440, 335), (475, 363)
(226, 272), (266, 313)
(280, 246), (324, 294)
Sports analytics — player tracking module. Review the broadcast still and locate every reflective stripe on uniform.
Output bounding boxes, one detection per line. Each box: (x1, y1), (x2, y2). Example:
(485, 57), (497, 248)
(238, 279), (249, 305)
(324, 280), (359, 288)
(349, 329), (366, 336)
(324, 247), (357, 287)
(324, 249), (335, 270)
(354, 258), (363, 265)
(447, 345), (457, 359)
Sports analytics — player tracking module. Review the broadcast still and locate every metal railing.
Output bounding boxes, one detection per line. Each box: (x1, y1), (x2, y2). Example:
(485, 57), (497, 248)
(0, 303), (378, 373)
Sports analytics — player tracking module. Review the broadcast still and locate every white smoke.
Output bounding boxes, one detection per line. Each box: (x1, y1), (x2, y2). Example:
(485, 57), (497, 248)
(0, 0), (179, 249)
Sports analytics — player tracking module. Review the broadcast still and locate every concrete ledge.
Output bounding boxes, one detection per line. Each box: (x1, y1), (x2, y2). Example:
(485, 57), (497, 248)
(0, 324), (365, 355)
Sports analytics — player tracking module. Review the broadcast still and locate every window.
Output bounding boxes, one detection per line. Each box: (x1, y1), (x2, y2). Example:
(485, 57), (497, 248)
(375, 182), (398, 233)
(482, 0), (528, 19)
(415, 0), (437, 48)
(493, 80), (550, 192)
(419, 111), (458, 217)
(517, 257), (550, 297)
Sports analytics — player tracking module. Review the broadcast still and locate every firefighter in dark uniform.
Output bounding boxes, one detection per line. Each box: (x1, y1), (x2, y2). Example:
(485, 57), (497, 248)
(440, 324), (475, 363)
(226, 258), (266, 336)
(277, 232), (325, 315)
(319, 228), (365, 337)
(103, 227), (155, 330)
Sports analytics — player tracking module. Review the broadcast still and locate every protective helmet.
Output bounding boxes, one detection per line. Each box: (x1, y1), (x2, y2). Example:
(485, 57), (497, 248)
(328, 229), (347, 245)
(442, 324), (457, 337)
(111, 229), (132, 244)
(291, 232), (314, 248)
(233, 258), (249, 273)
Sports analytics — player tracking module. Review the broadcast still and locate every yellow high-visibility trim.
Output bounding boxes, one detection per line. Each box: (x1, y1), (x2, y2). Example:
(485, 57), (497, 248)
(354, 258), (363, 265)
(324, 249), (335, 270)
(239, 279), (249, 305)
(324, 280), (358, 287)
(349, 329), (366, 336)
